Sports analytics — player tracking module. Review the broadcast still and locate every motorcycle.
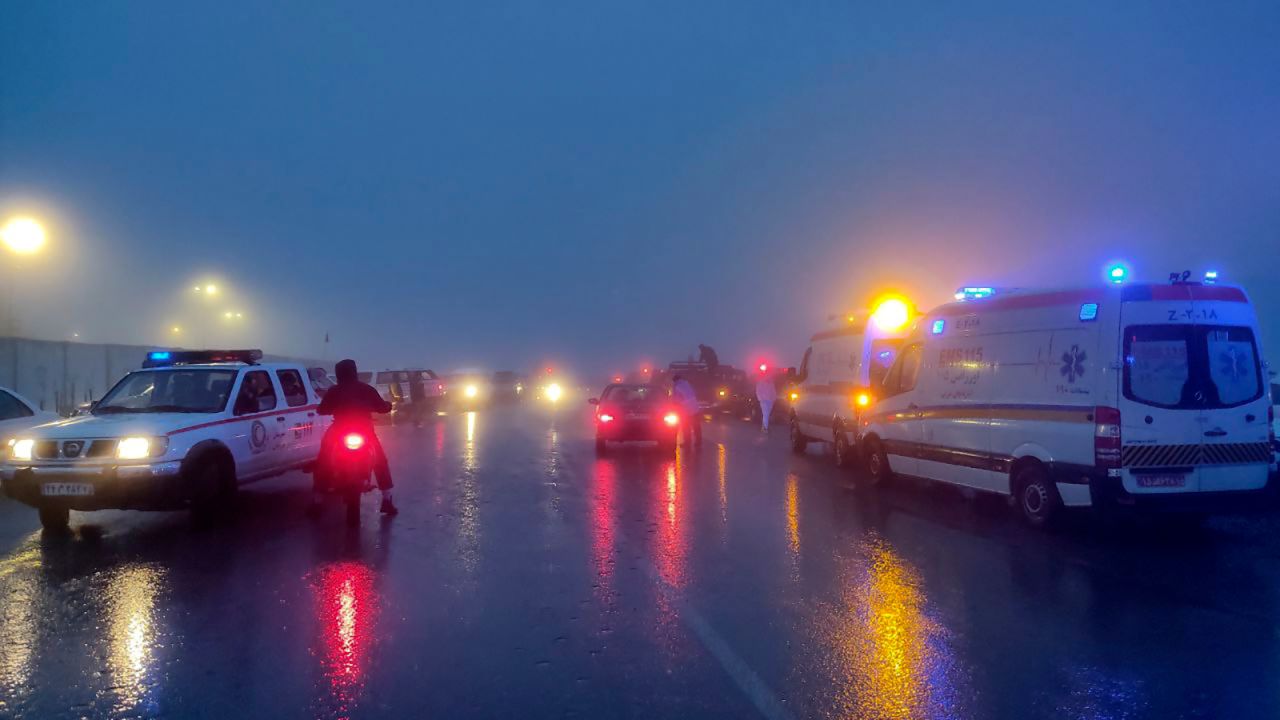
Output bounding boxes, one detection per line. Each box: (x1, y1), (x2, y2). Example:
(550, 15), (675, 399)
(314, 423), (377, 525)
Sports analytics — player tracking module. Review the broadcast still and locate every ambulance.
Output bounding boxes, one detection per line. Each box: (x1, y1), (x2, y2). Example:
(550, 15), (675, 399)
(789, 298), (914, 467)
(860, 279), (1275, 527)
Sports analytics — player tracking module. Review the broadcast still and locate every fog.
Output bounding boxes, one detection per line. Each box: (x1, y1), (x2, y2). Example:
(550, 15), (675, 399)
(2, 2), (1278, 376)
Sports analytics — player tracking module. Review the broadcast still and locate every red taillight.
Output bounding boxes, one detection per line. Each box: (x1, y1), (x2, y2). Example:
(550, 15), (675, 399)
(1094, 406), (1121, 469)
(343, 433), (366, 451)
(437, 384), (444, 392)
(598, 413), (614, 423)
(663, 412), (680, 426)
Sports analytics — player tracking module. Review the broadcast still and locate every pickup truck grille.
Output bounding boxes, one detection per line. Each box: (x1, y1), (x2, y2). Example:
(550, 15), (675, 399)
(32, 439), (115, 460)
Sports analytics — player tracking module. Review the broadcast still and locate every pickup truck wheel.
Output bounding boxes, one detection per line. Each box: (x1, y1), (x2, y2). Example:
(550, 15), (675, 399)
(38, 506), (70, 533)
(789, 418), (807, 454)
(189, 458), (235, 521)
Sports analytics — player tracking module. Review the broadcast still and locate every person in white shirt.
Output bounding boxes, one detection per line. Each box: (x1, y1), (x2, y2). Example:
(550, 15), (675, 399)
(755, 369), (778, 434)
(671, 374), (702, 446)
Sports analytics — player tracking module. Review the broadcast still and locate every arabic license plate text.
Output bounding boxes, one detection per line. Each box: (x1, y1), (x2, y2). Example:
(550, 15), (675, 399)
(1137, 474), (1186, 488)
(41, 483), (94, 497)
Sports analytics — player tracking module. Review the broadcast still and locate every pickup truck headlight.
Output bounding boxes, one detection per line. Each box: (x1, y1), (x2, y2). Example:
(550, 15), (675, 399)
(10, 438), (33, 461)
(116, 436), (169, 460)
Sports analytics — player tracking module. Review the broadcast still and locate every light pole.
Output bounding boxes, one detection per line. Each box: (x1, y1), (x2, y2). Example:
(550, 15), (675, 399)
(1, 217), (47, 336)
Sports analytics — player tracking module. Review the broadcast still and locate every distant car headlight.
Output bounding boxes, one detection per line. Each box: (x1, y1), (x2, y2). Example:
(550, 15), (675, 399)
(11, 438), (34, 461)
(117, 436), (168, 460)
(464, 384), (479, 398)
(546, 383), (563, 402)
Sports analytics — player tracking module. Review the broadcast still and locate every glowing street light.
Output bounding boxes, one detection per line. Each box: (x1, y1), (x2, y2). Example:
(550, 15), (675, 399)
(1, 217), (46, 255)
(171, 326), (182, 335)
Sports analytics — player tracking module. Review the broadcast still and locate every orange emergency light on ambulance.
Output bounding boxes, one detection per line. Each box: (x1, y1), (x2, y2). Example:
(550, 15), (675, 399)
(859, 277), (1275, 527)
(789, 297), (914, 469)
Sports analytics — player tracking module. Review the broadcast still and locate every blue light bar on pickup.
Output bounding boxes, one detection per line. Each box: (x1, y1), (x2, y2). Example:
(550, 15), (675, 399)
(143, 349), (264, 368)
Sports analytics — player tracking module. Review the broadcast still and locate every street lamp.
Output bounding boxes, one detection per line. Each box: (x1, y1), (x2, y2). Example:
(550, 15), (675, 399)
(1, 217), (46, 255)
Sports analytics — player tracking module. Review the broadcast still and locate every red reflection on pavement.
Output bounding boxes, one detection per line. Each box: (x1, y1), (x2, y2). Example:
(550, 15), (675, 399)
(314, 562), (379, 719)
(654, 453), (687, 591)
(590, 458), (617, 598)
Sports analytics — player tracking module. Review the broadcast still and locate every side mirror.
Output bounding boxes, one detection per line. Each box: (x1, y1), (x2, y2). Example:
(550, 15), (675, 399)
(587, 398), (599, 405)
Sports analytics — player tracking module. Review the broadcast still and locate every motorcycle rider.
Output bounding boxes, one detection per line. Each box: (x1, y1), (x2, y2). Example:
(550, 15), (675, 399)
(313, 358), (399, 516)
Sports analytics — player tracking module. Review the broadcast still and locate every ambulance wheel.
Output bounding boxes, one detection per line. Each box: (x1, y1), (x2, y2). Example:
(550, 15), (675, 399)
(789, 418), (807, 454)
(39, 506), (70, 533)
(833, 426), (855, 470)
(864, 437), (892, 486)
(1015, 463), (1061, 528)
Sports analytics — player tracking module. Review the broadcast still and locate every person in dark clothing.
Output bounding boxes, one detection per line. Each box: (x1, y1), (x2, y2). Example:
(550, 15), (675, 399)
(314, 358), (398, 515)
(698, 344), (719, 370)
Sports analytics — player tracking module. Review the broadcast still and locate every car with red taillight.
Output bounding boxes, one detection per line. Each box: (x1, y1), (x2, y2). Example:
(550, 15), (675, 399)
(860, 279), (1274, 527)
(588, 384), (679, 454)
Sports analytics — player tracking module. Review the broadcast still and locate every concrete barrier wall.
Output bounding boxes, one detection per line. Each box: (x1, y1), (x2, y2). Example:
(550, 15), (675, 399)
(0, 336), (324, 415)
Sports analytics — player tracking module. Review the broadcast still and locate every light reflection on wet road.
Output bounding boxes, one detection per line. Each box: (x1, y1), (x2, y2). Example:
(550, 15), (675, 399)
(0, 405), (1278, 718)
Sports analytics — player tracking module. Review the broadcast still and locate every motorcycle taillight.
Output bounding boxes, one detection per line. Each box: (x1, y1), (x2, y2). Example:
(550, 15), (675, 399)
(343, 433), (366, 451)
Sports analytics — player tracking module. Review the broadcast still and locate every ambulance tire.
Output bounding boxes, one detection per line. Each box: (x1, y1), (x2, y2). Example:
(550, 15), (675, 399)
(833, 425), (855, 470)
(863, 436), (892, 486)
(789, 417), (807, 454)
(1014, 462), (1061, 529)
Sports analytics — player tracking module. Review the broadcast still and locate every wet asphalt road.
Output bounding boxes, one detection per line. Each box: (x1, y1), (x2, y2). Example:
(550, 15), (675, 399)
(1, 405), (1280, 719)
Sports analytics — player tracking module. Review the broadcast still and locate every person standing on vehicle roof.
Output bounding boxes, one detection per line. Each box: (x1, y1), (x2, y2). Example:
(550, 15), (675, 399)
(698, 344), (719, 370)
(315, 359), (398, 515)
(671, 374), (702, 446)
(755, 366), (778, 434)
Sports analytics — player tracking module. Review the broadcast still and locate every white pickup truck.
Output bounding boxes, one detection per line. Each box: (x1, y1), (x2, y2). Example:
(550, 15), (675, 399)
(1, 349), (330, 531)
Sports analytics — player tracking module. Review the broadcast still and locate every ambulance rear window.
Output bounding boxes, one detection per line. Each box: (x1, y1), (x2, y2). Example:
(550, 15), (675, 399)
(1124, 325), (1263, 409)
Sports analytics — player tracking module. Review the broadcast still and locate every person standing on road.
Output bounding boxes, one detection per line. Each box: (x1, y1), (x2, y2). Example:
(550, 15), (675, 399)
(315, 358), (399, 515)
(755, 367), (778, 434)
(671, 374), (702, 446)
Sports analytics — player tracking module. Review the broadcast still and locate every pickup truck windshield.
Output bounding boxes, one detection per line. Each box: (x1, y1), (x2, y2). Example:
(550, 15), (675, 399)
(95, 369), (239, 414)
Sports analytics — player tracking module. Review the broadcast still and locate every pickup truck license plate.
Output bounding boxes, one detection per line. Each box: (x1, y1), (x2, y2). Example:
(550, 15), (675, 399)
(41, 483), (94, 497)
(1137, 474), (1186, 488)
(626, 413), (650, 421)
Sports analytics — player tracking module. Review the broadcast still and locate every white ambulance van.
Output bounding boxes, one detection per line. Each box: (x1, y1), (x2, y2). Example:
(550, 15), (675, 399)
(790, 299), (913, 468)
(860, 281), (1275, 527)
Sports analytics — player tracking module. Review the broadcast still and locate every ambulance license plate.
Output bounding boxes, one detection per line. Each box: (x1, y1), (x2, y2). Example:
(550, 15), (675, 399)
(41, 483), (94, 497)
(1137, 474), (1186, 488)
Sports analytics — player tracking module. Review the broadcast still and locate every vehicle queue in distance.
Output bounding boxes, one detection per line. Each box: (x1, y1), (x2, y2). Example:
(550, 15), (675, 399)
(788, 268), (1277, 528)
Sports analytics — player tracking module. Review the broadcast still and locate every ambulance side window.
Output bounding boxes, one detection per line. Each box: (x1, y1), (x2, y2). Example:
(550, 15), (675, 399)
(276, 369), (309, 407)
(234, 370), (278, 415)
(898, 345), (923, 393)
(881, 344), (922, 397)
(797, 347), (812, 384)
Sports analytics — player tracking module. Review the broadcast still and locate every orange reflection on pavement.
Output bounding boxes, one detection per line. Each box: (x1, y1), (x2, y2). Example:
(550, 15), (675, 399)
(717, 443), (728, 526)
(834, 542), (959, 720)
(105, 564), (165, 715)
(785, 472), (800, 563)
(314, 562), (379, 720)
